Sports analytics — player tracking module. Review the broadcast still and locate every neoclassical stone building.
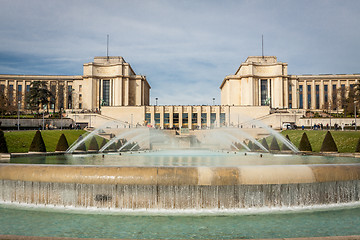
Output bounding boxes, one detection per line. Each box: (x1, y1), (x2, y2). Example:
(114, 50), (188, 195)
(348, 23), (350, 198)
(0, 56), (150, 112)
(221, 56), (359, 110)
(0, 55), (359, 129)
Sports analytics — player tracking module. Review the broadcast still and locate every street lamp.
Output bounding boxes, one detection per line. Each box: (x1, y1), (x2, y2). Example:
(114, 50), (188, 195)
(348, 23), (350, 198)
(42, 104), (46, 130)
(60, 107), (63, 130)
(355, 100), (358, 131)
(155, 98), (158, 106)
(213, 98), (215, 105)
(17, 101), (20, 131)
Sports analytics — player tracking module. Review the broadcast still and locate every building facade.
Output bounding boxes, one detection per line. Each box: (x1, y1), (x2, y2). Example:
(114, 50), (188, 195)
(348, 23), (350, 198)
(1, 55), (359, 129)
(220, 56), (359, 111)
(0, 56), (150, 113)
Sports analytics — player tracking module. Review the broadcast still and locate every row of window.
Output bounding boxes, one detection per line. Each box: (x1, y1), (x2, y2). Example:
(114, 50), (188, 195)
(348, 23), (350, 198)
(0, 83), (82, 110)
(291, 84), (351, 109)
(145, 112), (226, 128)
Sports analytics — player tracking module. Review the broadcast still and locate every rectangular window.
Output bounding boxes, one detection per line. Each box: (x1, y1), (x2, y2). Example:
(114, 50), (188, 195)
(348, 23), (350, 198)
(324, 85), (328, 104)
(145, 113), (151, 125)
(307, 85), (311, 109)
(173, 113), (179, 128)
(102, 80), (110, 106)
(9, 84), (14, 103)
(68, 85), (73, 109)
(155, 113), (160, 127)
(182, 113), (188, 128)
(288, 84), (292, 109)
(79, 85), (82, 92)
(79, 103), (82, 109)
(50, 83), (56, 109)
(299, 85), (303, 109)
(210, 113), (216, 128)
(17, 85), (22, 102)
(164, 113), (170, 128)
(26, 85), (30, 92)
(201, 113), (207, 129)
(315, 85), (320, 109)
(332, 84), (337, 105)
(260, 79), (268, 106)
(79, 94), (82, 102)
(220, 113), (225, 127)
(192, 113), (197, 129)
(0, 84), (4, 94)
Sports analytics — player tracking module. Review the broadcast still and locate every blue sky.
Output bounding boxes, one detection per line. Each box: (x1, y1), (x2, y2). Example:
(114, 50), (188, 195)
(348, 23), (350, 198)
(0, 0), (359, 105)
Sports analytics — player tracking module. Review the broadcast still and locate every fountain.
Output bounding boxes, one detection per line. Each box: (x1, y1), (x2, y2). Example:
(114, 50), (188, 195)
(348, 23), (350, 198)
(1, 120), (360, 239)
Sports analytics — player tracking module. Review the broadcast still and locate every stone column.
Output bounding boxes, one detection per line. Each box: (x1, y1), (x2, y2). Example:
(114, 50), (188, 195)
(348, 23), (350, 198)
(21, 80), (26, 109)
(311, 80), (316, 109)
(160, 106), (164, 129)
(215, 106), (220, 128)
(179, 106), (183, 129)
(303, 80), (308, 109)
(189, 107), (193, 130)
(329, 80), (333, 109)
(64, 81), (68, 109)
(197, 106), (202, 129)
(320, 80), (324, 109)
(293, 79), (298, 109)
(169, 106), (174, 129)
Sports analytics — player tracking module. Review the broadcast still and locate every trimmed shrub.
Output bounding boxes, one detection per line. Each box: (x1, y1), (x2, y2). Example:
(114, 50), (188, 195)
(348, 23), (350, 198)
(88, 137), (99, 151)
(299, 132), (312, 152)
(55, 134), (69, 152)
(261, 138), (269, 150)
(253, 141), (261, 151)
(29, 130), (46, 152)
(269, 137), (280, 151)
(0, 130), (8, 153)
(355, 138), (360, 153)
(247, 141), (253, 151)
(99, 138), (107, 149)
(282, 135), (292, 151)
(320, 131), (338, 152)
(75, 135), (86, 151)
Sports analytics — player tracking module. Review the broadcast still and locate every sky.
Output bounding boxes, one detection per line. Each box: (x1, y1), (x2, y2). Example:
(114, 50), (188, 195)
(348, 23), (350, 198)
(0, 0), (359, 105)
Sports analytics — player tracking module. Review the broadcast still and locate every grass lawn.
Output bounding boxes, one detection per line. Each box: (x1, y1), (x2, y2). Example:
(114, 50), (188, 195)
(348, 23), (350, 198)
(281, 130), (360, 153)
(3, 130), (87, 153)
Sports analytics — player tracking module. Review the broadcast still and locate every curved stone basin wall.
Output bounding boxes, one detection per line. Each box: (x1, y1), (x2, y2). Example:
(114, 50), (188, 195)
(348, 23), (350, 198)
(1, 164), (360, 210)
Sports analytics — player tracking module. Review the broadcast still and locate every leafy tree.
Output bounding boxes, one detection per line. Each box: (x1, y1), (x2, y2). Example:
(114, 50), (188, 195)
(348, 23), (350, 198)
(29, 130), (46, 152)
(320, 131), (338, 152)
(55, 134), (69, 152)
(25, 81), (54, 113)
(0, 130), (8, 153)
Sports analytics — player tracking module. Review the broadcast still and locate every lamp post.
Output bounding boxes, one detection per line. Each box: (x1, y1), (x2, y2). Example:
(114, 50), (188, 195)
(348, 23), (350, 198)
(155, 97), (158, 106)
(17, 101), (20, 131)
(213, 98), (215, 105)
(42, 105), (46, 130)
(355, 100), (358, 131)
(60, 107), (63, 130)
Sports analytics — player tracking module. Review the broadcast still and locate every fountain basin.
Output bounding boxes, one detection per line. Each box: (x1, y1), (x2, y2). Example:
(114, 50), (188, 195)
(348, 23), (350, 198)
(1, 163), (360, 210)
